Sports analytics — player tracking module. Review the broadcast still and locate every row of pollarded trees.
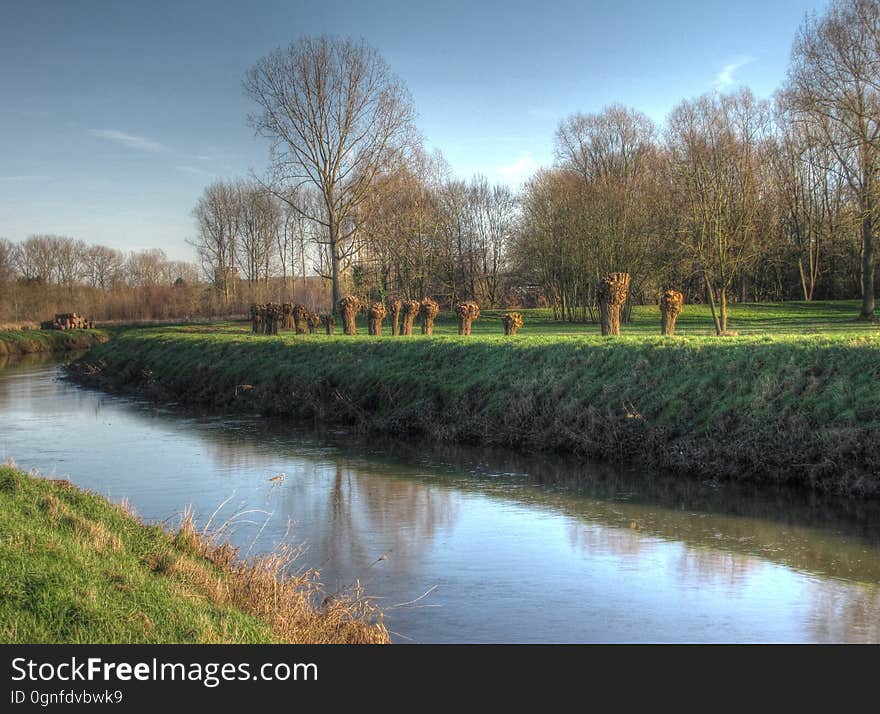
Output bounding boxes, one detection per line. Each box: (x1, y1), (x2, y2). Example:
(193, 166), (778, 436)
(332, 295), (525, 337)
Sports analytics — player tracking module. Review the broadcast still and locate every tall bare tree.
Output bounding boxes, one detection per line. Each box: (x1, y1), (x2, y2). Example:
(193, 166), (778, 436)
(785, 0), (880, 319)
(191, 180), (241, 302)
(244, 35), (416, 310)
(667, 90), (770, 333)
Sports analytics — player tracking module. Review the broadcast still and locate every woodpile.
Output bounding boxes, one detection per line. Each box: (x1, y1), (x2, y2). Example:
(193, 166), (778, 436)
(401, 300), (420, 335)
(367, 302), (387, 336)
(292, 303), (309, 334)
(501, 312), (524, 336)
(660, 289), (684, 336)
(456, 301), (480, 335)
(338, 295), (360, 335)
(281, 303), (295, 330)
(420, 297), (439, 335)
(389, 299), (402, 336)
(597, 272), (630, 336)
(41, 313), (93, 330)
(321, 314), (335, 335)
(307, 313), (321, 334)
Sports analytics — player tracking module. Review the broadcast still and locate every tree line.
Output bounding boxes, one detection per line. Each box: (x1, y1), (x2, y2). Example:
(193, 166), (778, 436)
(0, 235), (211, 324)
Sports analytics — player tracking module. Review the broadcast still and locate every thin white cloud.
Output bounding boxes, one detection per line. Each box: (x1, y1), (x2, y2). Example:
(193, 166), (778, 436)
(87, 129), (167, 153)
(714, 56), (755, 89)
(175, 166), (212, 176)
(0, 174), (50, 182)
(494, 153), (538, 188)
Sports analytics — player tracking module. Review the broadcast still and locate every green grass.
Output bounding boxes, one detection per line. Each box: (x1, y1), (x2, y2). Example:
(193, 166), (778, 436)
(0, 328), (109, 356)
(70, 301), (880, 496)
(0, 465), (388, 644)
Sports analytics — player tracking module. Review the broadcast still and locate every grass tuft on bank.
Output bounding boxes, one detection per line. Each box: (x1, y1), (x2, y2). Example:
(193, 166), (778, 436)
(0, 328), (109, 356)
(0, 464), (388, 644)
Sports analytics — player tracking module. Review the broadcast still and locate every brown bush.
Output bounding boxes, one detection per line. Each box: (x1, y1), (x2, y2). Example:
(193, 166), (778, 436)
(420, 297), (439, 335)
(501, 312), (524, 336)
(307, 312), (321, 334)
(320, 314), (335, 335)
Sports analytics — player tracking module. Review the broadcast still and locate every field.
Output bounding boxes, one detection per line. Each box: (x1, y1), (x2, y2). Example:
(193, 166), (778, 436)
(0, 465), (388, 643)
(67, 300), (880, 497)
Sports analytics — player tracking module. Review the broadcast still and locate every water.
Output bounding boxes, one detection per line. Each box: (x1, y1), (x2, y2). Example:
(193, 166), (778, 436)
(2, 353), (880, 642)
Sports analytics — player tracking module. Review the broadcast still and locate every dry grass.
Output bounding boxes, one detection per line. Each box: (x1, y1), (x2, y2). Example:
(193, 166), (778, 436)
(170, 510), (389, 644)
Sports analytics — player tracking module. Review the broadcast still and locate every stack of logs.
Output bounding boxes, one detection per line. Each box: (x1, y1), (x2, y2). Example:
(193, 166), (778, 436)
(41, 313), (93, 330)
(501, 312), (524, 335)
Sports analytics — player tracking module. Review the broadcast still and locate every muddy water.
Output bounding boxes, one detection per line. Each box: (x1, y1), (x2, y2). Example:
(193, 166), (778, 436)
(2, 354), (880, 642)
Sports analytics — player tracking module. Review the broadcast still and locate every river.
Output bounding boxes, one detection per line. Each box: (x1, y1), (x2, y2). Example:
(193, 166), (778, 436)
(2, 353), (880, 642)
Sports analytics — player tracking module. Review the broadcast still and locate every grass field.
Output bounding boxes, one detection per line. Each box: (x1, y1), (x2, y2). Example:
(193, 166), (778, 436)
(68, 300), (880, 497)
(0, 464), (388, 644)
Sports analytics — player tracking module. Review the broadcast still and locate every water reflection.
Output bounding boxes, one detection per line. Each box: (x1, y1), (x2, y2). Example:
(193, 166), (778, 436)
(2, 356), (880, 642)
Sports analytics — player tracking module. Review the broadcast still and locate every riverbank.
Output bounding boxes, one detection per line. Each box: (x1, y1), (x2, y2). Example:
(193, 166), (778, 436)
(0, 328), (109, 356)
(67, 322), (880, 497)
(0, 464), (388, 643)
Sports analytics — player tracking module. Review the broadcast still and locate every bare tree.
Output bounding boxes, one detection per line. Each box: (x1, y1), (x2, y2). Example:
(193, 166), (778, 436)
(0, 238), (15, 283)
(244, 35), (417, 310)
(84, 245), (125, 290)
(667, 90), (770, 334)
(785, 0), (880, 318)
(555, 105), (658, 316)
(191, 180), (241, 302)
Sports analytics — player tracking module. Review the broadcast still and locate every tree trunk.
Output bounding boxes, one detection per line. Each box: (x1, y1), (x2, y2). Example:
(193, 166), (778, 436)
(719, 286), (728, 333)
(401, 301), (419, 336)
(660, 289), (683, 336)
(861, 201), (875, 319)
(705, 275), (722, 336)
(390, 300), (402, 335)
(597, 272), (630, 336)
(420, 298), (438, 335)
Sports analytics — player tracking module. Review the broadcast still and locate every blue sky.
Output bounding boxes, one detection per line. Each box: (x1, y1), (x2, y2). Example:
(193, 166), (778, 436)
(0, 0), (827, 261)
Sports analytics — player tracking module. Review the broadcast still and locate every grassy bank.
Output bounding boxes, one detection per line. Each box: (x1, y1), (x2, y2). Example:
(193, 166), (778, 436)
(68, 302), (880, 497)
(0, 464), (388, 644)
(0, 328), (109, 356)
